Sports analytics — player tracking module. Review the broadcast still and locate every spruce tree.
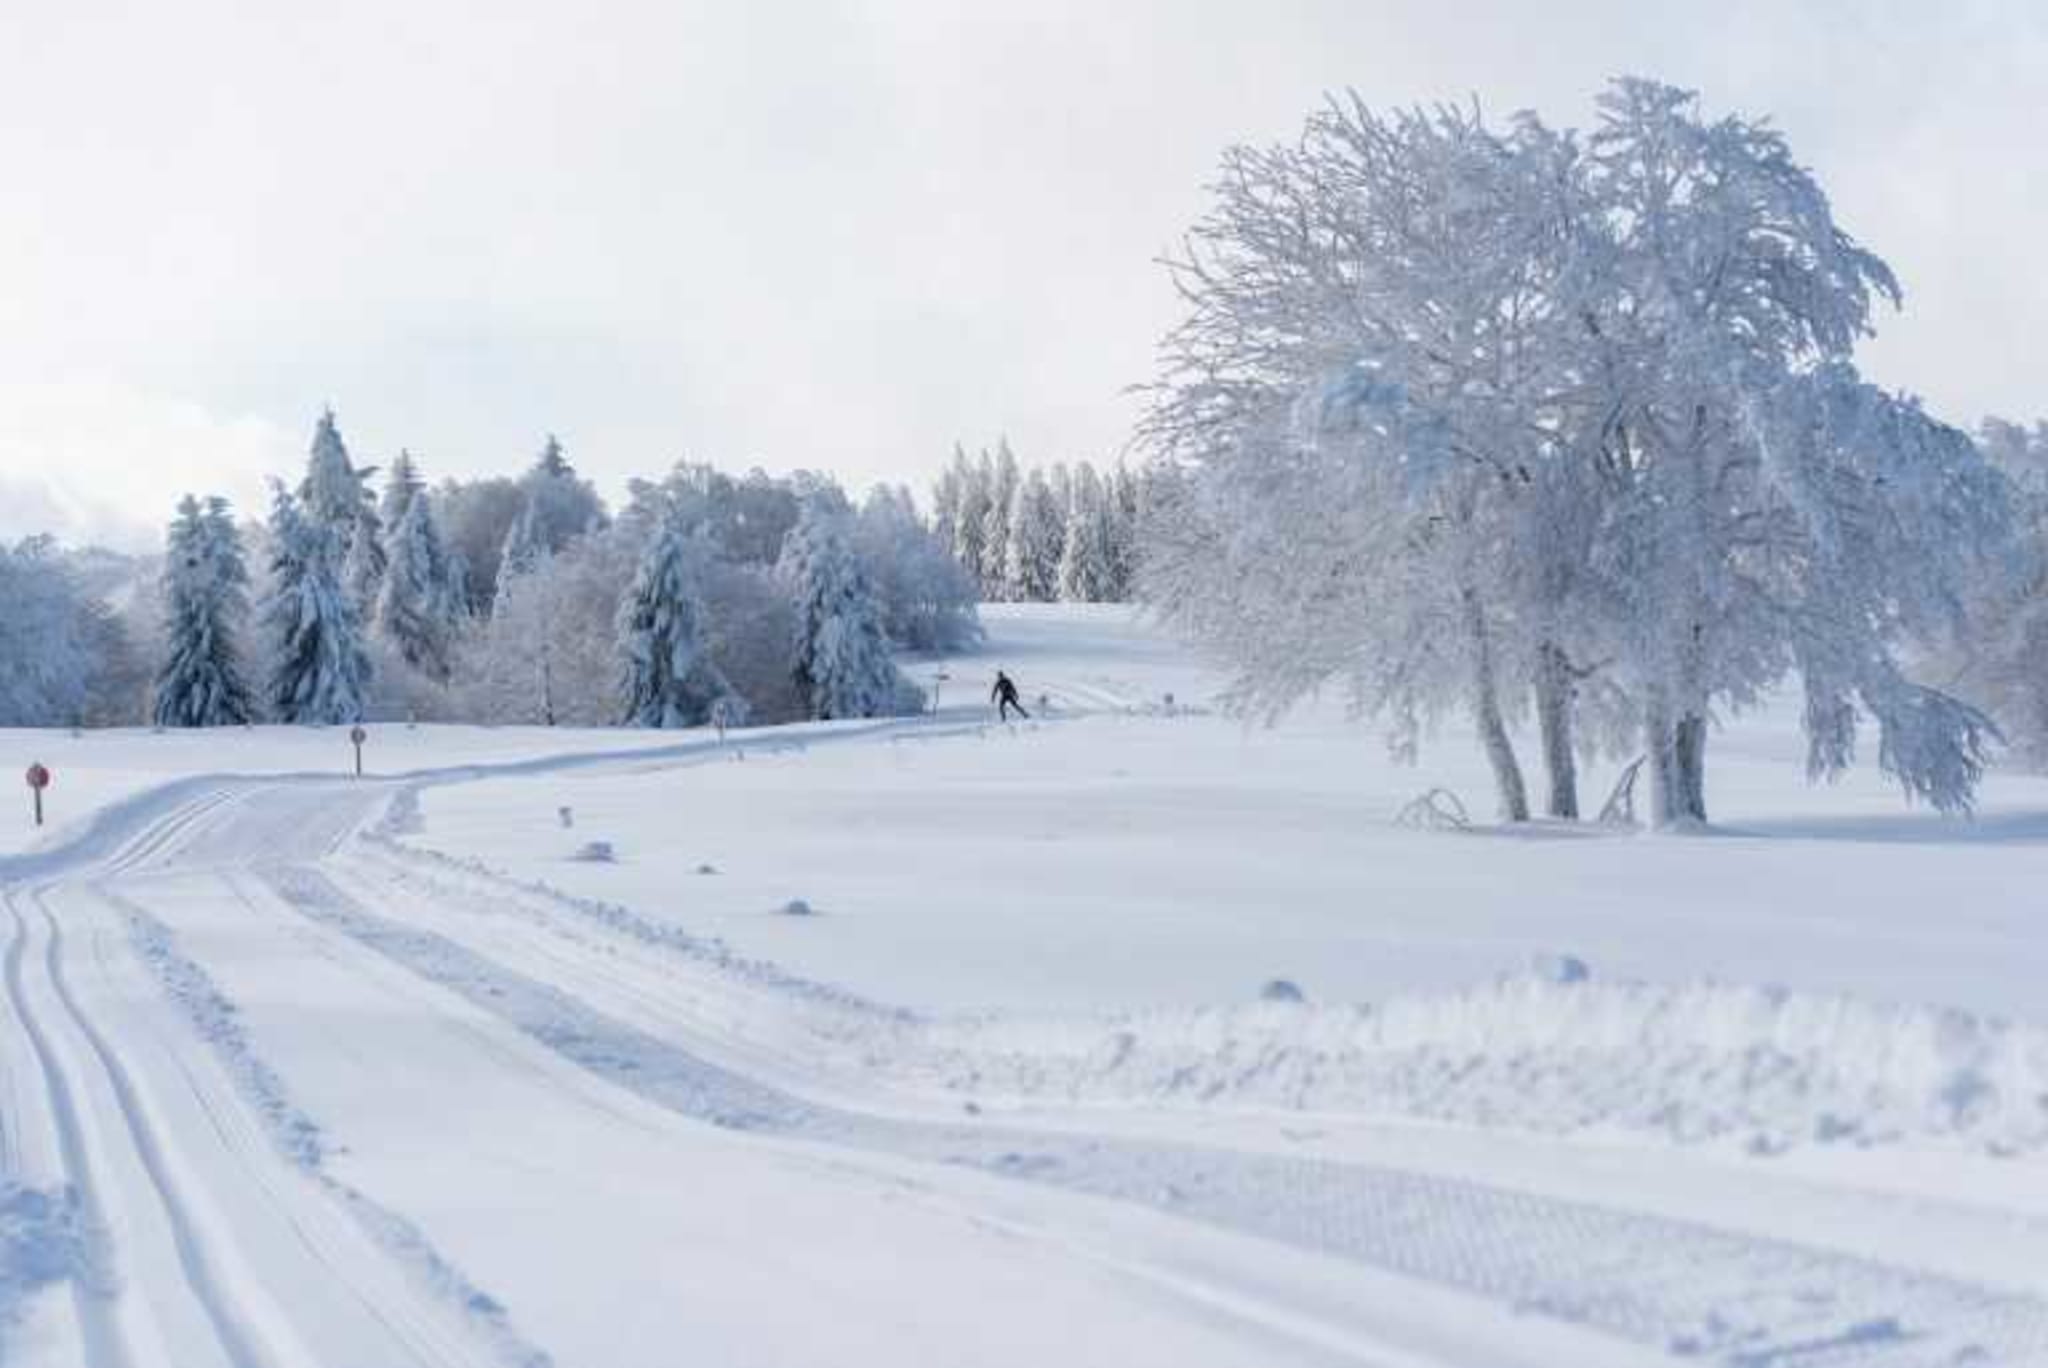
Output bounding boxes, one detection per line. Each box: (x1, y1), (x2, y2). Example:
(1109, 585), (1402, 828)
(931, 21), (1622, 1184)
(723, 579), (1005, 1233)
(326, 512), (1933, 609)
(378, 490), (457, 682)
(299, 408), (385, 606)
(379, 448), (426, 534)
(263, 483), (371, 724)
(1058, 462), (1118, 602)
(617, 518), (735, 727)
(1002, 471), (1064, 602)
(153, 495), (255, 726)
(782, 504), (915, 720)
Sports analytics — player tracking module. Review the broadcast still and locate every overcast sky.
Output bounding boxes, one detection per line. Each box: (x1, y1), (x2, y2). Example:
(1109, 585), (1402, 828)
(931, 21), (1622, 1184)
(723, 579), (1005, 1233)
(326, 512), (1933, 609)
(1, 0), (2042, 548)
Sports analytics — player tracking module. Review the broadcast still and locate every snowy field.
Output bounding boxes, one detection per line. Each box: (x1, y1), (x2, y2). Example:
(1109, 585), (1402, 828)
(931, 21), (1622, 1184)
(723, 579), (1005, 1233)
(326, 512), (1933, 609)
(4, 604), (2048, 1368)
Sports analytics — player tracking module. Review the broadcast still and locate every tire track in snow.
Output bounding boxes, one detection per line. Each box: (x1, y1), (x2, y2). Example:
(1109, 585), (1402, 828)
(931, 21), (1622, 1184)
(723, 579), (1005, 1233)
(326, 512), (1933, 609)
(5, 892), (134, 1368)
(93, 880), (555, 1368)
(260, 863), (2048, 1368)
(29, 890), (270, 1368)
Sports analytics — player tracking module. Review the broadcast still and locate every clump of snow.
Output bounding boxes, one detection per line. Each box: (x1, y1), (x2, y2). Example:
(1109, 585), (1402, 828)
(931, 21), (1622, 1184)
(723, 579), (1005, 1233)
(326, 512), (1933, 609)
(569, 840), (616, 863)
(778, 897), (816, 917)
(1259, 979), (1307, 1004)
(1528, 953), (1591, 985)
(1, 1183), (98, 1327)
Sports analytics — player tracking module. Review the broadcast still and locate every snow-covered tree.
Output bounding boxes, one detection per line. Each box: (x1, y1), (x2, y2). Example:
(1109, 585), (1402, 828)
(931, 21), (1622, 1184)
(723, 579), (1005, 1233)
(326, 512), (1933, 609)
(1576, 80), (2007, 821)
(782, 503), (920, 719)
(377, 489), (459, 683)
(977, 440), (1020, 597)
(853, 485), (982, 650)
(298, 409), (384, 607)
(950, 446), (994, 597)
(0, 537), (104, 726)
(262, 482), (370, 724)
(153, 495), (254, 726)
(1948, 418), (2048, 764)
(495, 498), (546, 602)
(617, 516), (737, 727)
(1002, 470), (1064, 602)
(1058, 463), (1119, 602)
(520, 435), (606, 554)
(379, 449), (426, 534)
(1141, 79), (2010, 825)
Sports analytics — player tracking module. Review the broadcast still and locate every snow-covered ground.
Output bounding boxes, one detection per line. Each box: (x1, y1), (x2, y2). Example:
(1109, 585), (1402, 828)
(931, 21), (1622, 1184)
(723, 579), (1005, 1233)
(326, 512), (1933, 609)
(4, 604), (2047, 1367)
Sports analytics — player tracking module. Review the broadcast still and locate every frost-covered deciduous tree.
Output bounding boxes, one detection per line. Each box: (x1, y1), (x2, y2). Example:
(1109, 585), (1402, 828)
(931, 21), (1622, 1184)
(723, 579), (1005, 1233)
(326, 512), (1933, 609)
(617, 516), (737, 728)
(1141, 79), (2009, 825)
(0, 537), (104, 726)
(377, 489), (460, 683)
(1949, 419), (2048, 764)
(153, 495), (254, 726)
(1576, 80), (2006, 821)
(853, 485), (982, 651)
(262, 483), (371, 724)
(782, 503), (919, 720)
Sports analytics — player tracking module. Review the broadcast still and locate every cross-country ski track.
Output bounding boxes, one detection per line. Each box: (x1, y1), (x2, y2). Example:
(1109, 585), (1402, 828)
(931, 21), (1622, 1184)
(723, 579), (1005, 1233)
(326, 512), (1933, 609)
(6, 678), (2048, 1362)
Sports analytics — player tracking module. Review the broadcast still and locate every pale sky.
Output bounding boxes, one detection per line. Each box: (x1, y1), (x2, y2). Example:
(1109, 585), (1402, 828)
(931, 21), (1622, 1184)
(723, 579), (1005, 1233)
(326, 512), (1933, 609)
(1, 0), (2042, 549)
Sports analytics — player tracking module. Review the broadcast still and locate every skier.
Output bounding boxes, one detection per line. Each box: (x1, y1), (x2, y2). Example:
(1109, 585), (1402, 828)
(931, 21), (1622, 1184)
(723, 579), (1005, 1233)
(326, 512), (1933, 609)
(992, 669), (1029, 721)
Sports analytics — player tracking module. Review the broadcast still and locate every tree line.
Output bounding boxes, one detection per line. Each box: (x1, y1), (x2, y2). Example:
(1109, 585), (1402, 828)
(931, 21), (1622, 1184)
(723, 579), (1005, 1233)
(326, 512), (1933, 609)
(929, 442), (1150, 604)
(8, 416), (993, 731)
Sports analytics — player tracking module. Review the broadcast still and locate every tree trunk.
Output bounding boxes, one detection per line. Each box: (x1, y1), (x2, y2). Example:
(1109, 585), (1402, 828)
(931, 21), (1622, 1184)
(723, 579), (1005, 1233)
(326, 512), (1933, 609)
(1675, 712), (1708, 823)
(1534, 641), (1579, 820)
(1643, 687), (1683, 827)
(1644, 688), (1710, 828)
(1463, 589), (1530, 822)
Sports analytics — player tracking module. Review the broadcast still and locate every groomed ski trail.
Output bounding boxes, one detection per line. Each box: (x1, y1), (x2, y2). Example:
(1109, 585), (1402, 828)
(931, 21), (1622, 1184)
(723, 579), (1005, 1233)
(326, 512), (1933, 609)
(7, 719), (2048, 1367)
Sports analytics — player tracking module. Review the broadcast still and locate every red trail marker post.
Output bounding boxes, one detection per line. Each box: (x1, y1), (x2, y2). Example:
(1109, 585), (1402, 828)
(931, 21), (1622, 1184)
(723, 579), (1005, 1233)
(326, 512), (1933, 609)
(349, 726), (367, 778)
(25, 762), (51, 827)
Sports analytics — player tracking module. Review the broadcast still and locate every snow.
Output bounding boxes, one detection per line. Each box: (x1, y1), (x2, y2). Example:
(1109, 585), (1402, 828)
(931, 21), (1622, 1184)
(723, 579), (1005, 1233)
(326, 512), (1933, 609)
(4, 603), (2048, 1367)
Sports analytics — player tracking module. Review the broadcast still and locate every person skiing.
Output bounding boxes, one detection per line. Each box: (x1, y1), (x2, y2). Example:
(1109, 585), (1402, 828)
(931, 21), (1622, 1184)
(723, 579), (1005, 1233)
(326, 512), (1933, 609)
(992, 669), (1029, 721)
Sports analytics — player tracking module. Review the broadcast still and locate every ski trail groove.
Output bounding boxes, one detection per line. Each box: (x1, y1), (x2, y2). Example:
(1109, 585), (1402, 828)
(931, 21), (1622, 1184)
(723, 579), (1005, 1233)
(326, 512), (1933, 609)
(5, 892), (134, 1368)
(32, 891), (272, 1368)
(260, 862), (2048, 1368)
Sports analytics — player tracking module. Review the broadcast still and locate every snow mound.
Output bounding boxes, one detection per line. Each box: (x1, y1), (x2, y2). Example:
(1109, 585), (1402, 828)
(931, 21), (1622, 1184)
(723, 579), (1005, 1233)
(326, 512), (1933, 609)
(366, 814), (2048, 1156)
(920, 977), (2048, 1153)
(569, 840), (616, 863)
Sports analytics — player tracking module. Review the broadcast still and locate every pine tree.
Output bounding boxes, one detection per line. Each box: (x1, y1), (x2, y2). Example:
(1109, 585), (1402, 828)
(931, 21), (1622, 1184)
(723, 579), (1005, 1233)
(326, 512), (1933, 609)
(299, 408), (385, 607)
(1058, 462), (1118, 602)
(1002, 470), (1063, 602)
(782, 504), (917, 720)
(617, 518), (736, 727)
(379, 449), (426, 534)
(153, 495), (255, 727)
(951, 446), (992, 597)
(377, 490), (458, 682)
(520, 435), (604, 554)
(262, 483), (371, 724)
(978, 439), (1020, 597)
(495, 498), (545, 602)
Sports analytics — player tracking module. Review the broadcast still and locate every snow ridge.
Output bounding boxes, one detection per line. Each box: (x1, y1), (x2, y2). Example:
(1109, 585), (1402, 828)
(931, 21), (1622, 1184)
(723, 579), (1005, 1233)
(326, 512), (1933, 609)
(369, 812), (2048, 1156)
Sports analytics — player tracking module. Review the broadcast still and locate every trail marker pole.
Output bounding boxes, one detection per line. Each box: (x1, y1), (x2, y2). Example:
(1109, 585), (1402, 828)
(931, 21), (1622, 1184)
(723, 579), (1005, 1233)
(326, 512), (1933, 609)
(25, 763), (51, 827)
(349, 725), (367, 778)
(931, 669), (950, 716)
